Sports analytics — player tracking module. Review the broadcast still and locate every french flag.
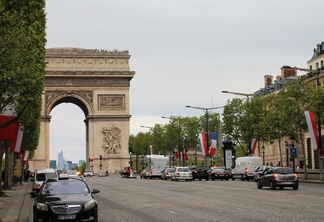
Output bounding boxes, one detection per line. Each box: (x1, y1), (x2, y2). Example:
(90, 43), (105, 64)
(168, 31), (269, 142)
(305, 110), (319, 150)
(209, 133), (217, 157)
(199, 133), (208, 157)
(251, 138), (258, 155)
(10, 129), (23, 152)
(23, 150), (29, 164)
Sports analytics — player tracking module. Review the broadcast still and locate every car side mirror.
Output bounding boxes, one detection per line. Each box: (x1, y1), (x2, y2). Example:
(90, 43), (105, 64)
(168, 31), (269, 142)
(92, 189), (100, 194)
(30, 191), (39, 198)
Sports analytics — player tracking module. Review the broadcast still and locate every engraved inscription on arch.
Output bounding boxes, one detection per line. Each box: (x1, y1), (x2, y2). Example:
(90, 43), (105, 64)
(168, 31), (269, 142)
(98, 94), (125, 110)
(44, 77), (130, 87)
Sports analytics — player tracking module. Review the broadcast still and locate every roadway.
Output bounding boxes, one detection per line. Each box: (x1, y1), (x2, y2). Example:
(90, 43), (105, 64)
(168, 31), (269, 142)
(84, 175), (324, 222)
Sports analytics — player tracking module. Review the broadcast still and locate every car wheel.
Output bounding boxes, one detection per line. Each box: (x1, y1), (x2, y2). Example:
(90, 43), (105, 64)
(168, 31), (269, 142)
(211, 178), (215, 181)
(280, 187), (284, 190)
(175, 178), (178, 181)
(190, 179), (193, 182)
(221, 179), (223, 181)
(33, 211), (39, 222)
(270, 181), (276, 190)
(206, 178), (209, 181)
(241, 175), (244, 181)
(199, 178), (201, 181)
(257, 180), (262, 189)
(226, 178), (229, 181)
(293, 185), (299, 190)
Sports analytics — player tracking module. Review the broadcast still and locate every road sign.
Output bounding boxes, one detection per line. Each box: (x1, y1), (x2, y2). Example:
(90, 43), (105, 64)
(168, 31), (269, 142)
(319, 149), (324, 159)
(290, 147), (297, 158)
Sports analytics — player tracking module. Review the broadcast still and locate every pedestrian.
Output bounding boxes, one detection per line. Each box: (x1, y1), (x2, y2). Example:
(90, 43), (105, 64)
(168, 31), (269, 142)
(24, 168), (29, 182)
(126, 167), (130, 177)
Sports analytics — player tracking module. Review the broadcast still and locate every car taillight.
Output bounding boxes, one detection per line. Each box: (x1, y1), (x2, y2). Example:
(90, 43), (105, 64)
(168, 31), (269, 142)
(176, 172), (180, 175)
(226, 173), (228, 176)
(189, 172), (192, 175)
(294, 174), (298, 179)
(273, 173), (279, 179)
(245, 168), (248, 173)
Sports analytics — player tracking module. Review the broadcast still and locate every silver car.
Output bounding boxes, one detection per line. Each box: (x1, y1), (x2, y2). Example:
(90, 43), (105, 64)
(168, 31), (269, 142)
(161, 167), (175, 180)
(171, 167), (193, 182)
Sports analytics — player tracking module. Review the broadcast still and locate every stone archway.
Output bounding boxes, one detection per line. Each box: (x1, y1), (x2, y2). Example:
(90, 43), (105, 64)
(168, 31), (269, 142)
(28, 48), (135, 173)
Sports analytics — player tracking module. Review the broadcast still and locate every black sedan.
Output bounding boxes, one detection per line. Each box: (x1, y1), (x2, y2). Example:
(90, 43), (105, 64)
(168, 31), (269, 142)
(30, 176), (100, 221)
(256, 166), (299, 190)
(192, 166), (209, 181)
(209, 167), (229, 181)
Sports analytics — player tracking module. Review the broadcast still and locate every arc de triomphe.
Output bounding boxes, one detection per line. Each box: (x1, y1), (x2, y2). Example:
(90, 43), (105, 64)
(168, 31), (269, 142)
(28, 48), (135, 173)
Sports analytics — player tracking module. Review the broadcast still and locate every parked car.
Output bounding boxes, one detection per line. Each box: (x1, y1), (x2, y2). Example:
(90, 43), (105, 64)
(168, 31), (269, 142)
(30, 176), (100, 221)
(83, 169), (94, 177)
(192, 166), (209, 181)
(209, 167), (229, 181)
(171, 167), (193, 182)
(253, 166), (270, 181)
(161, 167), (175, 180)
(256, 167), (299, 190)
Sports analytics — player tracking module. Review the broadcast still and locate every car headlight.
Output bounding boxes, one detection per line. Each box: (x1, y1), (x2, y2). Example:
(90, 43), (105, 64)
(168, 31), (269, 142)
(84, 200), (96, 210)
(36, 203), (48, 211)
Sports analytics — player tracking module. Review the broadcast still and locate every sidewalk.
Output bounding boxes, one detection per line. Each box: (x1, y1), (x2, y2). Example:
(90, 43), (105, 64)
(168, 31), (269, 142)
(0, 181), (31, 222)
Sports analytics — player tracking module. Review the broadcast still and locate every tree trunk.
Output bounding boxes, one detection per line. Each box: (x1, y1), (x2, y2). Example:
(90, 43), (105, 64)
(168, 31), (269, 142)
(4, 142), (11, 190)
(0, 141), (4, 195)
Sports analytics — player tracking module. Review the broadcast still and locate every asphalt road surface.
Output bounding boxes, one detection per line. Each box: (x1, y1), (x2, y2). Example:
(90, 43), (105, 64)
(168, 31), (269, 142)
(85, 175), (324, 222)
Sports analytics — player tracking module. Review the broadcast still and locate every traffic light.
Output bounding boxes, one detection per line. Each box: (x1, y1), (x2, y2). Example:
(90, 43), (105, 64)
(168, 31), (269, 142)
(232, 148), (236, 159)
(91, 157), (94, 162)
(129, 146), (133, 155)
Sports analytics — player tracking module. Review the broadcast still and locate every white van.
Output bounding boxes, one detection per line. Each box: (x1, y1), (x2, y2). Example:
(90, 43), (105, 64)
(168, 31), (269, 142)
(232, 156), (262, 181)
(32, 168), (58, 191)
(143, 155), (169, 179)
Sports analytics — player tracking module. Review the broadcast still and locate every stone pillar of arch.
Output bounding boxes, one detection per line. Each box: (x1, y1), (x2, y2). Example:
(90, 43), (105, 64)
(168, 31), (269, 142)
(28, 48), (135, 173)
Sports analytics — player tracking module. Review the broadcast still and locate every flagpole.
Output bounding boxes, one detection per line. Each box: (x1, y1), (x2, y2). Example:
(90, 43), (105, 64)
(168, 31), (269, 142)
(186, 105), (224, 168)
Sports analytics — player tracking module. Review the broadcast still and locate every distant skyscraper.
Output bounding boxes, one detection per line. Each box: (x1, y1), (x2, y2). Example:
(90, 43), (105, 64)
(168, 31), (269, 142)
(79, 159), (85, 167)
(57, 150), (68, 171)
(49, 160), (56, 169)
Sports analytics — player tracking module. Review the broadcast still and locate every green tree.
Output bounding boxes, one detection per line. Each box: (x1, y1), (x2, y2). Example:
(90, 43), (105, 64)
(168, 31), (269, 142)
(0, 0), (46, 191)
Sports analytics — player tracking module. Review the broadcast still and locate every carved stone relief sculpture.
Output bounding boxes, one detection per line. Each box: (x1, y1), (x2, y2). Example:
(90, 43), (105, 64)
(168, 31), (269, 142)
(102, 126), (122, 154)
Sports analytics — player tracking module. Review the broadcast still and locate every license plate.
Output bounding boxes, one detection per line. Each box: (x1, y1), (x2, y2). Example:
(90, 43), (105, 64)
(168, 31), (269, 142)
(282, 182), (292, 184)
(57, 215), (76, 220)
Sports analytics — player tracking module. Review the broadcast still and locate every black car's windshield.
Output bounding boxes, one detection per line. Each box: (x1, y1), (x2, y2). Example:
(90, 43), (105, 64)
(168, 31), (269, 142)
(42, 181), (89, 195)
(274, 168), (294, 174)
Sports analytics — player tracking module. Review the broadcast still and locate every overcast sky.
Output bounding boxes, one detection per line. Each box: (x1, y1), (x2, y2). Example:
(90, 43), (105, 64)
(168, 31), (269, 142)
(45, 0), (324, 164)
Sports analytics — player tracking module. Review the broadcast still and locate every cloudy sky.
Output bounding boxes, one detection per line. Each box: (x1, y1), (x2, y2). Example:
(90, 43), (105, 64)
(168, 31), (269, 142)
(45, 0), (324, 163)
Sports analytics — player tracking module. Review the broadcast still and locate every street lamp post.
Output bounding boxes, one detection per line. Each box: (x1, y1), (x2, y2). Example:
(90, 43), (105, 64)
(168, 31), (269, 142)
(222, 90), (254, 154)
(185, 105), (223, 168)
(262, 145), (265, 165)
(286, 66), (324, 181)
(285, 141), (289, 167)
